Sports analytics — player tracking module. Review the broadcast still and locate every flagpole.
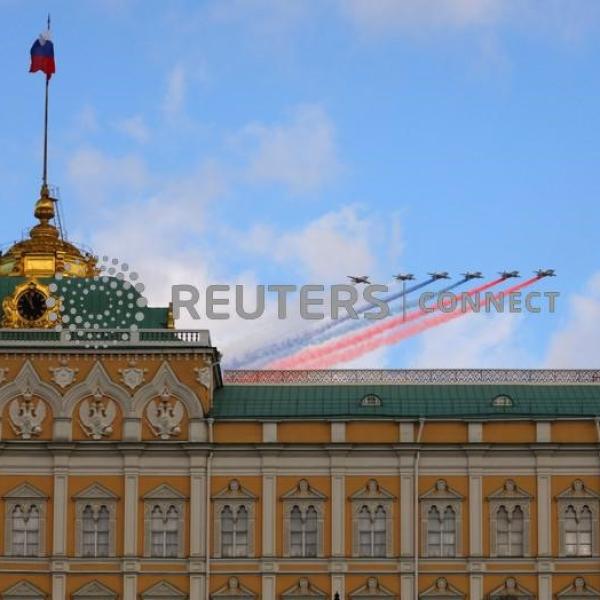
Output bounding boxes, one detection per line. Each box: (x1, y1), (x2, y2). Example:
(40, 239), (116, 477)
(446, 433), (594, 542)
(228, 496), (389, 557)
(42, 14), (51, 190)
(42, 74), (49, 189)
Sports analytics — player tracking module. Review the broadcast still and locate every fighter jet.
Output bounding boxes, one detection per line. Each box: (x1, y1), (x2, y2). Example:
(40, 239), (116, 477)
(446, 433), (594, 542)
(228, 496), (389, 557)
(498, 270), (520, 279)
(393, 273), (415, 282)
(347, 275), (371, 285)
(428, 271), (451, 280)
(462, 271), (483, 280)
(534, 269), (556, 278)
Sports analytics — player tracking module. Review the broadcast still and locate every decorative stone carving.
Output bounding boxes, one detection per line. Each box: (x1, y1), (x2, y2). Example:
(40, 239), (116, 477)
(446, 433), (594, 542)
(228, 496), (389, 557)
(349, 577), (396, 598)
(8, 391), (46, 439)
(281, 578), (327, 599)
(212, 576), (257, 599)
(146, 388), (184, 439)
(49, 365), (78, 389)
(194, 365), (212, 389)
(419, 577), (465, 599)
(557, 577), (600, 599)
(119, 366), (147, 390)
(72, 580), (118, 600)
(489, 578), (533, 599)
(141, 580), (187, 600)
(78, 390), (117, 439)
(0, 368), (7, 385)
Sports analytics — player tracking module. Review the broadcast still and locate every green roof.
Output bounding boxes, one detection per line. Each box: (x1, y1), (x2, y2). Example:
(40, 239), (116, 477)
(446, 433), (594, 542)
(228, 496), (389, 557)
(212, 384), (600, 420)
(0, 276), (168, 329)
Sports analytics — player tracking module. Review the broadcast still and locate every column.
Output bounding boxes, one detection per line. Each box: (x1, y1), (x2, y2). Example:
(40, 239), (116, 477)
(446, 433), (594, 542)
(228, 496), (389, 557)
(538, 574), (552, 600)
(52, 575), (66, 600)
(469, 574), (483, 600)
(124, 574), (137, 600)
(400, 472), (414, 556)
(262, 575), (276, 600)
(124, 470), (139, 556)
(331, 473), (345, 557)
(537, 474), (552, 556)
(262, 473), (276, 557)
(52, 468), (68, 556)
(190, 468), (207, 556)
(469, 475), (483, 557)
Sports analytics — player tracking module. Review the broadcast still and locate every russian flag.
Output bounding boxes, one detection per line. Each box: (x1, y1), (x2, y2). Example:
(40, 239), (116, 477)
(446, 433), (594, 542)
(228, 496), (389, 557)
(30, 31), (55, 79)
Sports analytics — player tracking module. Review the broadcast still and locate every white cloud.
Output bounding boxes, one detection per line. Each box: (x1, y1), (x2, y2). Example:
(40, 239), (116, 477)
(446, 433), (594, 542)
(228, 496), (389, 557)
(340, 0), (505, 33)
(545, 273), (600, 368)
(410, 311), (526, 368)
(70, 105), (99, 136)
(232, 205), (381, 282)
(163, 64), (187, 120)
(115, 115), (150, 143)
(67, 147), (149, 202)
(242, 104), (341, 192)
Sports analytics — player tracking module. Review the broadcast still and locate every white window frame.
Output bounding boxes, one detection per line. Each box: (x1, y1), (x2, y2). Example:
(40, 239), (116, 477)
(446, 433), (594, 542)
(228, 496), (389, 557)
(3, 483), (48, 558)
(557, 479), (600, 558)
(350, 478), (394, 558)
(213, 479), (257, 559)
(142, 484), (186, 559)
(488, 479), (532, 558)
(282, 479), (326, 558)
(73, 483), (118, 558)
(420, 479), (463, 558)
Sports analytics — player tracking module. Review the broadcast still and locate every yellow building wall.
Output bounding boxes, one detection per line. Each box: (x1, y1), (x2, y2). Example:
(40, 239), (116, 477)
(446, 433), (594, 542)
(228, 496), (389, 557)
(552, 421), (598, 443)
(483, 421), (536, 443)
(421, 422), (468, 443)
(346, 422), (398, 443)
(278, 421), (330, 444)
(213, 422), (262, 443)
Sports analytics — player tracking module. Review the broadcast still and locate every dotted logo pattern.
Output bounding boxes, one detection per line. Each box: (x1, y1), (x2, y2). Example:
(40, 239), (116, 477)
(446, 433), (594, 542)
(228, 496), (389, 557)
(45, 256), (148, 348)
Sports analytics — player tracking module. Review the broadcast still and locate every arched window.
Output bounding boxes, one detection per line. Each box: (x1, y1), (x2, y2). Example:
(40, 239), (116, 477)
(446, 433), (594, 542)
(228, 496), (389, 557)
(150, 504), (179, 558)
(289, 505), (318, 558)
(496, 505), (524, 557)
(304, 506), (318, 557)
(12, 504), (40, 557)
(442, 506), (456, 556)
(373, 506), (386, 557)
(578, 506), (593, 556)
(358, 505), (387, 557)
(427, 505), (456, 557)
(82, 504), (110, 557)
(221, 505), (250, 557)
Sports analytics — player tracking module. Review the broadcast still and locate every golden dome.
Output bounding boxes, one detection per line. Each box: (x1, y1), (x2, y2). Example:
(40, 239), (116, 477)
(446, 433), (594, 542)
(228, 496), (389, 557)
(0, 185), (97, 278)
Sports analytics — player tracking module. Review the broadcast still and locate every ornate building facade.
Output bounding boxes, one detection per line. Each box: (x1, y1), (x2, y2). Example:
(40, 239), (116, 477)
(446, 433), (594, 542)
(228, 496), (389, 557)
(0, 192), (600, 600)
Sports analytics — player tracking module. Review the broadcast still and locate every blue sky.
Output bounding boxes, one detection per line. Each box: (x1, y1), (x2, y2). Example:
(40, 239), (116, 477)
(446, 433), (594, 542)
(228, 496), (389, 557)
(1, 0), (600, 368)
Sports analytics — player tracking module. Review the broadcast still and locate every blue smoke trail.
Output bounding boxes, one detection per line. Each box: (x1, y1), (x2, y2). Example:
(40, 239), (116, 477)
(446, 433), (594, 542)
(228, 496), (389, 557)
(225, 278), (435, 369)
(248, 278), (469, 368)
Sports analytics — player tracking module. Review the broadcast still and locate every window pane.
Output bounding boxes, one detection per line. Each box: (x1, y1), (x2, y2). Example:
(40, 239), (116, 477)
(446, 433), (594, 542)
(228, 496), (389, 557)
(305, 506), (318, 557)
(290, 506), (303, 557)
(358, 506), (372, 557)
(236, 506), (249, 557)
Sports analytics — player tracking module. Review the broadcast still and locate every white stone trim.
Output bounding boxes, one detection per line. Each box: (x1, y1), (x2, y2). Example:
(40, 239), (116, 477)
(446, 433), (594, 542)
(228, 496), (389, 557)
(537, 473), (552, 556)
(190, 470), (206, 557)
(124, 471), (138, 556)
(349, 577), (395, 598)
(536, 421), (551, 443)
(281, 578), (326, 600)
(488, 577), (533, 599)
(263, 422), (277, 443)
(468, 422), (482, 443)
(469, 475), (483, 556)
(331, 422), (346, 443)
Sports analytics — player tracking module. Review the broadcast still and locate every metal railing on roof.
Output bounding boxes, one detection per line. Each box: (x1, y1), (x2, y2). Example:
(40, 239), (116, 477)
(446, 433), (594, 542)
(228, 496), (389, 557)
(223, 369), (600, 385)
(0, 328), (212, 348)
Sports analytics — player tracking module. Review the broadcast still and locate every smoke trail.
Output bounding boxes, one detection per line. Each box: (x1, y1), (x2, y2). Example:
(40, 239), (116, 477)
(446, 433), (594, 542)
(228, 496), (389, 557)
(299, 277), (540, 369)
(269, 278), (502, 369)
(226, 278), (435, 369)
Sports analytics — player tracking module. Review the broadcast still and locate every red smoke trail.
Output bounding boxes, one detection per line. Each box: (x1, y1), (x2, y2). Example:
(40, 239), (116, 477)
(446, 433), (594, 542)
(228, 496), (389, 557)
(298, 277), (540, 370)
(268, 278), (503, 370)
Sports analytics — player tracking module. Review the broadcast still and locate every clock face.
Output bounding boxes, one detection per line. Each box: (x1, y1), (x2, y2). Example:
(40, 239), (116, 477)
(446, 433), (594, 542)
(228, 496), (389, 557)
(16, 288), (48, 322)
